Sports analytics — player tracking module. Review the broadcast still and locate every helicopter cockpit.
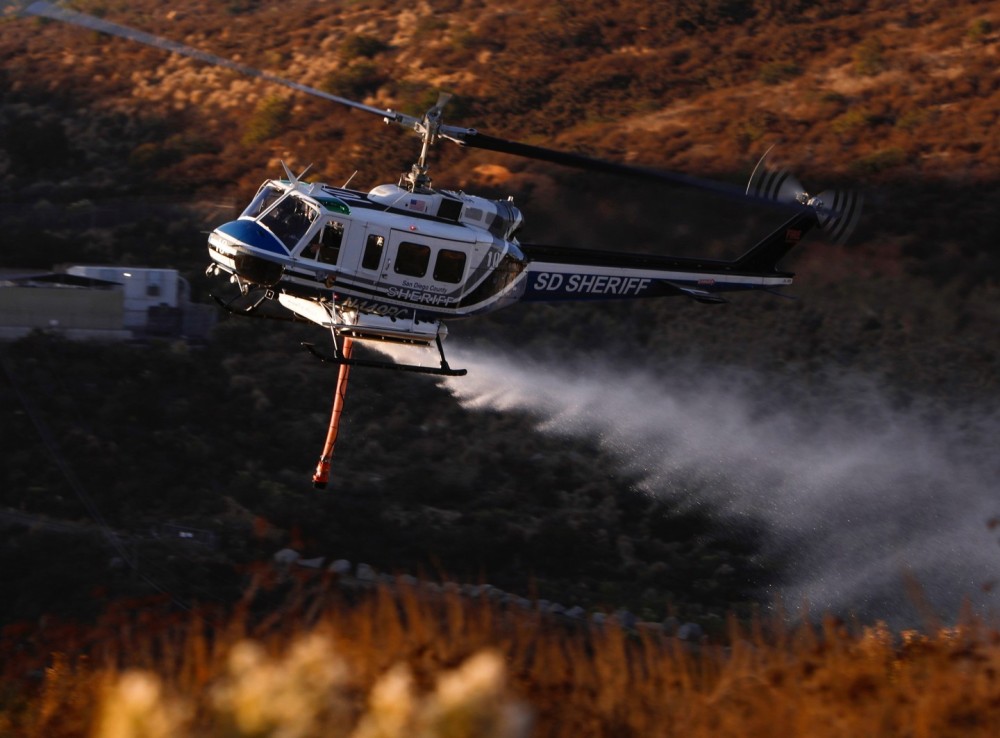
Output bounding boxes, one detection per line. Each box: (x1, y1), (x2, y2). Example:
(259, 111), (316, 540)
(238, 182), (348, 263)
(257, 194), (319, 251)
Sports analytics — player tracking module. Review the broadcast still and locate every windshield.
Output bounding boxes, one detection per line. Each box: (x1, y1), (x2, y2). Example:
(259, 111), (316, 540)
(241, 183), (281, 219)
(258, 195), (318, 250)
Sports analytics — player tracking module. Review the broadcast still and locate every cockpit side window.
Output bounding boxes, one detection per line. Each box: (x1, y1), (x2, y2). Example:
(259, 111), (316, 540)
(241, 184), (282, 219)
(301, 220), (344, 265)
(259, 196), (318, 250)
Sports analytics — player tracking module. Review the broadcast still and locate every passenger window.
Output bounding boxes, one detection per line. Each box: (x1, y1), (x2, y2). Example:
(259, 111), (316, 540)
(301, 221), (344, 265)
(362, 234), (385, 270)
(433, 249), (466, 283)
(394, 242), (430, 277)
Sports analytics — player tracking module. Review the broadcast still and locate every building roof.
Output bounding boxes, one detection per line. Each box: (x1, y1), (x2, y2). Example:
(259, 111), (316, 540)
(1, 271), (122, 289)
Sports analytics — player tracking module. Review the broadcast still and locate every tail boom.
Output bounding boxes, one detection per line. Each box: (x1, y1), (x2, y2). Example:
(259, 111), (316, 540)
(518, 207), (822, 305)
(520, 250), (792, 304)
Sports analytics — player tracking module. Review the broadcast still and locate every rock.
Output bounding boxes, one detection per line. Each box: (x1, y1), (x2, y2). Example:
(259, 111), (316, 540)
(661, 616), (680, 635)
(677, 622), (704, 642)
(613, 609), (638, 630)
(328, 559), (352, 576)
(564, 605), (586, 620)
(273, 548), (300, 565)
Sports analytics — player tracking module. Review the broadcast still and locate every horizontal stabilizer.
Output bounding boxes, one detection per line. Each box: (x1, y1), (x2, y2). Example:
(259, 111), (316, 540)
(662, 281), (729, 304)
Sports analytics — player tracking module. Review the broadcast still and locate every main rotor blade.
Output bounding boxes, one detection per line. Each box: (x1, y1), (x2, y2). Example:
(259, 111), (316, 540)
(19, 1), (413, 125)
(17, 1), (846, 222)
(458, 130), (777, 208)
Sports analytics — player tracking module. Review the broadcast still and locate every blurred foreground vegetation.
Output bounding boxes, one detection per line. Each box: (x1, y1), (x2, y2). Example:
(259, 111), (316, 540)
(3, 582), (1000, 737)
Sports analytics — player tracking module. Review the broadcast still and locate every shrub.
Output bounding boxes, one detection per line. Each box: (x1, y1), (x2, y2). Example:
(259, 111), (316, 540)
(853, 37), (886, 76)
(851, 147), (907, 175)
(967, 18), (992, 43)
(415, 16), (450, 36)
(758, 61), (801, 85)
(129, 142), (183, 170)
(242, 95), (291, 145)
(831, 107), (875, 139)
(225, 0), (261, 13)
(340, 34), (388, 60)
(895, 108), (926, 132)
(12, 586), (1000, 738)
(322, 62), (386, 99)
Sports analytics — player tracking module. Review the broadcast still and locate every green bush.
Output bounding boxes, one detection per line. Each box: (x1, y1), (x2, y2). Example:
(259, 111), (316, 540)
(895, 109), (926, 132)
(853, 37), (886, 76)
(967, 18), (992, 43)
(851, 147), (907, 175)
(758, 61), (800, 85)
(339, 33), (388, 60)
(322, 61), (386, 99)
(831, 107), (875, 139)
(242, 96), (291, 145)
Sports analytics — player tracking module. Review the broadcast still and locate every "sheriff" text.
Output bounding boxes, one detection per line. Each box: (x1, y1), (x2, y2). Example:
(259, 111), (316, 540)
(533, 273), (652, 295)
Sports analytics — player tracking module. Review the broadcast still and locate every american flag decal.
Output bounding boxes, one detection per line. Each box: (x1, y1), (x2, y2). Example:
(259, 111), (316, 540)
(408, 198), (426, 212)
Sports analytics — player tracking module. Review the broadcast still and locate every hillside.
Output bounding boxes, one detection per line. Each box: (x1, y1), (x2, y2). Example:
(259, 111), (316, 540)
(1, 0), (999, 636)
(6, 0), (1000, 186)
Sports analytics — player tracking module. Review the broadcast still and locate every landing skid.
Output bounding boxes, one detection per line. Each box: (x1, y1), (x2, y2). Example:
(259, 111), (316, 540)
(301, 342), (467, 377)
(211, 291), (309, 323)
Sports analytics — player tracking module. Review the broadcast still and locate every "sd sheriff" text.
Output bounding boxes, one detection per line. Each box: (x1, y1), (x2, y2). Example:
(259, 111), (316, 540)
(532, 273), (653, 295)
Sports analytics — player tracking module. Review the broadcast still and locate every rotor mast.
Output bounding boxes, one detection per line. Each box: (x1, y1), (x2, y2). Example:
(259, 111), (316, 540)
(397, 92), (452, 192)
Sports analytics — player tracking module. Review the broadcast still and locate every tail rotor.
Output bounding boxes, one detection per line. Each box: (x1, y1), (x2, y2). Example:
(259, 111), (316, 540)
(747, 148), (863, 245)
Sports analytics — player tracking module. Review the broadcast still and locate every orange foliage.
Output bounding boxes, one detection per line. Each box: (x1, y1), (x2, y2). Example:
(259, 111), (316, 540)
(3, 581), (1000, 737)
(4, 0), (1000, 191)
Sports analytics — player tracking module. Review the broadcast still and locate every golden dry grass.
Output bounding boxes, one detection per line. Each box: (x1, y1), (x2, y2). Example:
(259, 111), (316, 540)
(3, 576), (1000, 738)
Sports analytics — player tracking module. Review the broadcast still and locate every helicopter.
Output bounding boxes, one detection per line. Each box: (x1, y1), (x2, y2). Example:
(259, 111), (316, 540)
(17, 1), (862, 488)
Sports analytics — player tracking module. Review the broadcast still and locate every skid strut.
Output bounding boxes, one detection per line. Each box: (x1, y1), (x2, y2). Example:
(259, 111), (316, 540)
(312, 336), (354, 489)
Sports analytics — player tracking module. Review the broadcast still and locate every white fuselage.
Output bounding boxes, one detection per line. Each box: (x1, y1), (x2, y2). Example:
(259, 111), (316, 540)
(207, 180), (530, 325)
